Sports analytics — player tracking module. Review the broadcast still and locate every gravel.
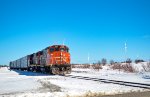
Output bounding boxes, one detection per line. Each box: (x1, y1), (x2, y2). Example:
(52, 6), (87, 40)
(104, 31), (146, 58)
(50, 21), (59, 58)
(98, 91), (150, 97)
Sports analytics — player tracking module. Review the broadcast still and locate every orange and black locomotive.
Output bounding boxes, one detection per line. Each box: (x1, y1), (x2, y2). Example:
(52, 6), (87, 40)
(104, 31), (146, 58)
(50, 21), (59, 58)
(10, 45), (71, 74)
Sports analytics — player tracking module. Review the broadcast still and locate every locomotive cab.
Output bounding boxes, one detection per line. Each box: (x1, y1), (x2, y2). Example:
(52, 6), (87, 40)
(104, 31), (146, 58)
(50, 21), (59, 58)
(47, 45), (71, 74)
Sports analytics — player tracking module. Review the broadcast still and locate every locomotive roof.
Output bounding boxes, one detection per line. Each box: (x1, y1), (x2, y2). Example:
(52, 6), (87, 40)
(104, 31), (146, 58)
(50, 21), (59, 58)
(50, 45), (69, 48)
(43, 45), (69, 50)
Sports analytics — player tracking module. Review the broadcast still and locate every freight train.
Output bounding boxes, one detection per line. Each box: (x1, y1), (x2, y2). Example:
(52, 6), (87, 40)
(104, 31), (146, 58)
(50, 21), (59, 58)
(9, 45), (71, 74)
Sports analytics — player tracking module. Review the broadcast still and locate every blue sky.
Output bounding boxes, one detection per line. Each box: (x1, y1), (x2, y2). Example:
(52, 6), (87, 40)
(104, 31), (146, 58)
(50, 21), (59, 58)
(0, 0), (150, 65)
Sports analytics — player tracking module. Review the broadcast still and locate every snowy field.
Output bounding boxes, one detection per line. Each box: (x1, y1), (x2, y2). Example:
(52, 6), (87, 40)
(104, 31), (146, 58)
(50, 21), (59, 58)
(0, 63), (150, 97)
(71, 66), (150, 84)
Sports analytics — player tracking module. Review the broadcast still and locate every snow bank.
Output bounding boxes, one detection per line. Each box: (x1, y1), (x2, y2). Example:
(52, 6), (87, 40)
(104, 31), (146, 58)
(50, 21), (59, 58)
(0, 67), (42, 95)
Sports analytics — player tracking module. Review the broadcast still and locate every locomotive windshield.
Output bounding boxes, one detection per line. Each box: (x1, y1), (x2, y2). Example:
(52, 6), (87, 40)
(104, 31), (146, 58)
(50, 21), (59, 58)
(60, 46), (69, 52)
(66, 48), (69, 52)
(60, 48), (65, 51)
(50, 45), (69, 52)
(55, 46), (59, 51)
(50, 48), (54, 52)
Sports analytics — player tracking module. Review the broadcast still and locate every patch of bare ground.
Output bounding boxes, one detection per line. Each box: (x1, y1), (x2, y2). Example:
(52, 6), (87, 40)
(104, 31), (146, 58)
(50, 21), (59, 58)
(98, 91), (150, 97)
(0, 92), (25, 96)
(72, 64), (102, 71)
(71, 91), (150, 97)
(37, 79), (61, 92)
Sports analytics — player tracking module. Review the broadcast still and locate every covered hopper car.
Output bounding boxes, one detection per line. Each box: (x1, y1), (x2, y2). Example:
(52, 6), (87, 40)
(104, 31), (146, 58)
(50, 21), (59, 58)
(9, 45), (71, 74)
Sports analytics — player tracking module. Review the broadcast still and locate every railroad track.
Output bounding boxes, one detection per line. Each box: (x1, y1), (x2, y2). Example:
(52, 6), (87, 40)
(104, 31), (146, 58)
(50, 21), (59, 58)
(64, 75), (150, 89)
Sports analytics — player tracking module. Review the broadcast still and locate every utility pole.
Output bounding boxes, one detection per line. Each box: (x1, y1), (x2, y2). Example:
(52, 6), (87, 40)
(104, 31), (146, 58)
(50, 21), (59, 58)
(119, 42), (127, 74)
(88, 53), (90, 65)
(125, 42), (127, 65)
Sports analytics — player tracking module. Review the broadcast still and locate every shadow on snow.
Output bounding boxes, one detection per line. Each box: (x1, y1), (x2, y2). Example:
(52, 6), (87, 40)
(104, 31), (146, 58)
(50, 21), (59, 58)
(10, 69), (53, 76)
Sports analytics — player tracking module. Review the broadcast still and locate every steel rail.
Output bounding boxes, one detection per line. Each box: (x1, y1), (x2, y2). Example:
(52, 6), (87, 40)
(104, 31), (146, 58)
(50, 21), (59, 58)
(64, 75), (150, 89)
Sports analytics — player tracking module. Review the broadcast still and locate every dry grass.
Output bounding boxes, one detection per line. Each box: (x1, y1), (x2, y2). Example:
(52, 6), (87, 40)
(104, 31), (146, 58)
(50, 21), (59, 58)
(111, 63), (121, 70)
(65, 91), (105, 97)
(121, 64), (136, 72)
(72, 64), (91, 69)
(91, 64), (102, 71)
(111, 63), (136, 73)
(72, 64), (102, 71)
(147, 62), (150, 71)
(142, 62), (150, 72)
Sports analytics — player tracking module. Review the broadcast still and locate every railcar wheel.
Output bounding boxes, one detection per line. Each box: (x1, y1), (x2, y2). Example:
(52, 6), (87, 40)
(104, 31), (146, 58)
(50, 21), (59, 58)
(40, 67), (45, 73)
(67, 70), (71, 74)
(52, 67), (59, 74)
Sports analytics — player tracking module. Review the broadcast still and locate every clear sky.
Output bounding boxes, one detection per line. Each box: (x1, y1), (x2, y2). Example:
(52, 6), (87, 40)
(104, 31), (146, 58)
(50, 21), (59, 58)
(0, 0), (150, 65)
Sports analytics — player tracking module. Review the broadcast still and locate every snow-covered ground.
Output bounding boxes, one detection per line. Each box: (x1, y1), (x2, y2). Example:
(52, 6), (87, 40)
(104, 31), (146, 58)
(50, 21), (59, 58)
(71, 66), (150, 84)
(0, 67), (42, 95)
(0, 62), (150, 97)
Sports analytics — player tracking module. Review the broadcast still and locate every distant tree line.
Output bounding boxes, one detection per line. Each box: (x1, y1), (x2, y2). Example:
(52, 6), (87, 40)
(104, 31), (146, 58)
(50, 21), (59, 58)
(93, 58), (107, 66)
(0, 65), (8, 67)
(135, 59), (145, 64)
(93, 58), (147, 66)
(72, 58), (148, 66)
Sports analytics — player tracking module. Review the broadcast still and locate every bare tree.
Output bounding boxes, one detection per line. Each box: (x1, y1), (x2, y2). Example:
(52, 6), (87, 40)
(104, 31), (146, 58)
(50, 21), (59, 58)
(135, 59), (145, 64)
(110, 60), (115, 65)
(101, 58), (107, 65)
(97, 61), (101, 65)
(142, 60), (150, 72)
(126, 58), (132, 64)
(148, 60), (150, 71)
